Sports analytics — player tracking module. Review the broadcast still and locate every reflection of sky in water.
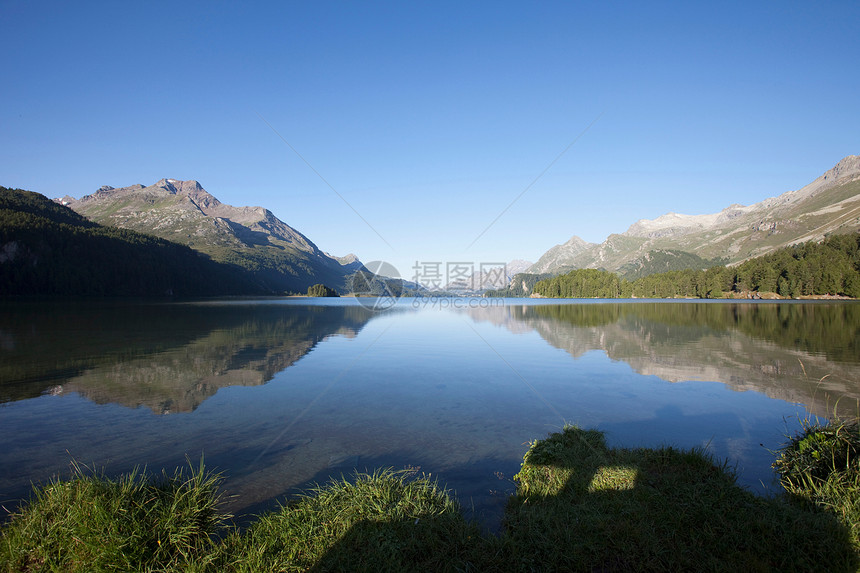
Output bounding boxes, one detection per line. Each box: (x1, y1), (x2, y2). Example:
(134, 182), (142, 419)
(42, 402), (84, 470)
(0, 299), (854, 532)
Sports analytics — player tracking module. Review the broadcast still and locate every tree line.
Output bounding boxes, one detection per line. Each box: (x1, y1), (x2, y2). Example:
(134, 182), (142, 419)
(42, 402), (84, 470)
(307, 283), (339, 297)
(532, 232), (860, 299)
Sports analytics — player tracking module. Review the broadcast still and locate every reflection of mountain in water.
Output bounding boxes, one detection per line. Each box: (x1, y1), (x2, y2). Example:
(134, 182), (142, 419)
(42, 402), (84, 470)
(0, 301), (375, 413)
(470, 302), (860, 417)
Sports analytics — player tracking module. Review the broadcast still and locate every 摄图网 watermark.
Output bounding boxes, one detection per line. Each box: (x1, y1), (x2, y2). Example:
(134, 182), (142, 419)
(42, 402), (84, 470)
(411, 261), (509, 292)
(348, 260), (511, 311)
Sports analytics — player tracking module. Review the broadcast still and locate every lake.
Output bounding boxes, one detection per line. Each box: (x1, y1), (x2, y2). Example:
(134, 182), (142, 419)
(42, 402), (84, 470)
(1, 297), (859, 531)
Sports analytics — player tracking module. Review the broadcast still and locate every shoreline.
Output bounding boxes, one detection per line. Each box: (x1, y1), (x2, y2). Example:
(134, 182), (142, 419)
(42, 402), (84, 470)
(3, 421), (858, 571)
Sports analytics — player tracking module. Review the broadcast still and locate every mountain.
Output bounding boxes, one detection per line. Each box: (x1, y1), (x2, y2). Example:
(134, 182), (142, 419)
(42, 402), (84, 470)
(505, 259), (535, 278)
(529, 236), (596, 274)
(59, 179), (363, 293)
(0, 186), (263, 296)
(529, 155), (860, 275)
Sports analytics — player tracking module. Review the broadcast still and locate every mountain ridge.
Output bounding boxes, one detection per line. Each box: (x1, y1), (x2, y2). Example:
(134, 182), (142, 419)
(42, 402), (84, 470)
(60, 179), (363, 293)
(529, 155), (860, 275)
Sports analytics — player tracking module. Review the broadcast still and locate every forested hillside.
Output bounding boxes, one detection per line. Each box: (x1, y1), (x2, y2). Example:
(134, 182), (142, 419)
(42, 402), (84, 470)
(617, 249), (726, 280)
(531, 233), (860, 299)
(0, 187), (267, 296)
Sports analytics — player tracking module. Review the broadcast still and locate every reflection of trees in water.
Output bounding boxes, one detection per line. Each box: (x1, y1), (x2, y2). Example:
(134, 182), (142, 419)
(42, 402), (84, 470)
(527, 302), (860, 363)
(0, 302), (376, 412)
(473, 302), (860, 418)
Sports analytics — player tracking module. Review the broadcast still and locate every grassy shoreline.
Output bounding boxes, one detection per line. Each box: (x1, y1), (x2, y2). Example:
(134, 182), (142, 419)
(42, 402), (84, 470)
(3, 421), (859, 572)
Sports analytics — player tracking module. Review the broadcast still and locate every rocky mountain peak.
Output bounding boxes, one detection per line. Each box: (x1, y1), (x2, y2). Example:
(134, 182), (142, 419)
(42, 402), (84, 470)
(153, 178), (206, 196)
(528, 235), (597, 273)
(823, 155), (860, 183)
(154, 178), (177, 193)
(58, 177), (364, 293)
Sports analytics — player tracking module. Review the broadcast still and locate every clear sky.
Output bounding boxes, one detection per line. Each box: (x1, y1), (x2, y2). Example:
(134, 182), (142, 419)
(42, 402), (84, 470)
(3, 1), (859, 281)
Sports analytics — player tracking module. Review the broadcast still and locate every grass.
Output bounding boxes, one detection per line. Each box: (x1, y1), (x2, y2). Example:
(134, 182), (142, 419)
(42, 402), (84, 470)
(0, 458), (226, 572)
(503, 426), (857, 571)
(2, 424), (859, 572)
(211, 469), (484, 572)
(774, 417), (860, 553)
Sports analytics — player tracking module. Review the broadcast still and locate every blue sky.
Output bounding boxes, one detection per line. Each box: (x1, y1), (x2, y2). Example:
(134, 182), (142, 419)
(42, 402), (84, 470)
(2, 1), (858, 280)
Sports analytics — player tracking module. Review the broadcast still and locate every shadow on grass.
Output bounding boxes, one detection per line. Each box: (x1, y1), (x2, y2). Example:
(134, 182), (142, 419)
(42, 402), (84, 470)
(217, 468), (488, 573)
(500, 426), (859, 572)
(301, 427), (859, 571)
(304, 512), (484, 573)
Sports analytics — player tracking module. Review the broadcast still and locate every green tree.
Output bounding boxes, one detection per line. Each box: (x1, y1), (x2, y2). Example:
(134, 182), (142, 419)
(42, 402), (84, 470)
(307, 284), (339, 297)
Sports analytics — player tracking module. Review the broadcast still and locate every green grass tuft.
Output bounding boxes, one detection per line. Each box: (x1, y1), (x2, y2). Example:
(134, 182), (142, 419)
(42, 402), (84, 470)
(775, 418), (860, 485)
(211, 468), (484, 572)
(775, 417), (860, 553)
(0, 458), (227, 572)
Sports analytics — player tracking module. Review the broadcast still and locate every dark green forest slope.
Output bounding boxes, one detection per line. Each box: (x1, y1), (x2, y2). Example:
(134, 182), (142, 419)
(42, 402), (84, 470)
(617, 249), (726, 280)
(0, 187), (267, 296)
(531, 233), (860, 299)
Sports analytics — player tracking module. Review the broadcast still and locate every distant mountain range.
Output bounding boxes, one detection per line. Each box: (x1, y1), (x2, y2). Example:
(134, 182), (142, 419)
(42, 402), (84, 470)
(529, 155), (860, 277)
(4, 155), (859, 297)
(59, 179), (363, 293)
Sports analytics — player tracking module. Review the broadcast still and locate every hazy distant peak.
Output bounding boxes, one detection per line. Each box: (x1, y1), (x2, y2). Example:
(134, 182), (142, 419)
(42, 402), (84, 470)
(625, 211), (721, 238)
(562, 235), (591, 247)
(507, 259), (533, 270)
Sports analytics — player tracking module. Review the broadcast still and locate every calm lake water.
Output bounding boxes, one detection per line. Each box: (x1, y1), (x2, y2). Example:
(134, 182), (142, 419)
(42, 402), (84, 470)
(1, 297), (859, 531)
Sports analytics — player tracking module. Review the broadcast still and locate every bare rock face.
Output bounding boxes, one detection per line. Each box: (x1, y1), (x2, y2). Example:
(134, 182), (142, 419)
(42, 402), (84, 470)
(530, 155), (860, 274)
(821, 155), (860, 185)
